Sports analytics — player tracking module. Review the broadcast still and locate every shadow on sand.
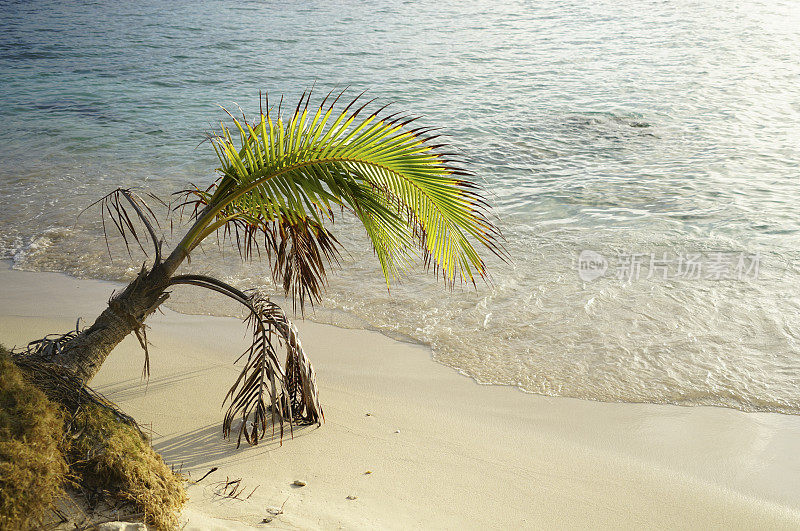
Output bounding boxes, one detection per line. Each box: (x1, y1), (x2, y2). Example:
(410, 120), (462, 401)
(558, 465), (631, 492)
(94, 366), (226, 402)
(94, 366), (319, 472)
(154, 421), (317, 472)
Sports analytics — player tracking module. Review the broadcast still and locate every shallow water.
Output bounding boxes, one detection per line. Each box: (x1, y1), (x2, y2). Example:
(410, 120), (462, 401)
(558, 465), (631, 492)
(2, 0), (800, 412)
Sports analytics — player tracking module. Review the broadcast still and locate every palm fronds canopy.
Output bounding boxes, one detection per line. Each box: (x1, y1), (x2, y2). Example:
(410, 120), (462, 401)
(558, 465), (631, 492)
(180, 90), (506, 307)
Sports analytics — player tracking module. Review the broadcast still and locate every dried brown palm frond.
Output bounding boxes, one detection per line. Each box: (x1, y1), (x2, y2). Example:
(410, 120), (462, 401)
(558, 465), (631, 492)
(253, 215), (341, 313)
(79, 188), (166, 265)
(176, 185), (342, 312)
(225, 291), (290, 447)
(281, 312), (321, 425)
(167, 275), (322, 446)
(18, 319), (83, 360)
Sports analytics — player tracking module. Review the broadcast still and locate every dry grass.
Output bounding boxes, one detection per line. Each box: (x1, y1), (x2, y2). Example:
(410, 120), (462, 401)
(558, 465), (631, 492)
(1, 344), (187, 530)
(0, 347), (68, 529)
(68, 404), (187, 530)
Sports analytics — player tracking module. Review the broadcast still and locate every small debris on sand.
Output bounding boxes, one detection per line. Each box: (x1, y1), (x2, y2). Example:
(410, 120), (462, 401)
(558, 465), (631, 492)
(346, 495), (358, 500)
(364, 470), (372, 474)
(195, 466), (218, 483)
(394, 429), (400, 433)
(365, 412), (371, 416)
(293, 480), (307, 487)
(261, 516), (273, 524)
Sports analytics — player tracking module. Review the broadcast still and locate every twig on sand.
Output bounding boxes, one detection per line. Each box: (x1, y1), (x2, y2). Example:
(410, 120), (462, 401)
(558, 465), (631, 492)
(195, 467), (218, 484)
(211, 476), (259, 501)
(267, 496), (290, 516)
(262, 496), (289, 523)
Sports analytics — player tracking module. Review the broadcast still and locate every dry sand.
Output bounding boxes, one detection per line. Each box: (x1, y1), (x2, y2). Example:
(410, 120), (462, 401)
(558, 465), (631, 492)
(1, 262), (799, 529)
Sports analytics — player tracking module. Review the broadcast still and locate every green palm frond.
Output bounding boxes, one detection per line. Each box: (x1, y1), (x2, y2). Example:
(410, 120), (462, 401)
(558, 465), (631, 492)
(179, 90), (505, 307)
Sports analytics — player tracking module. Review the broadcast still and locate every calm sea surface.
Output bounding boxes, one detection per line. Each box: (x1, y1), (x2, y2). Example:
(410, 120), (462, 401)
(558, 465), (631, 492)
(2, 0), (800, 412)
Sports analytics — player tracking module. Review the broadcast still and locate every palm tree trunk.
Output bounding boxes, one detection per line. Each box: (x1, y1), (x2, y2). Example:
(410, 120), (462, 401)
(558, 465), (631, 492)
(49, 249), (187, 384)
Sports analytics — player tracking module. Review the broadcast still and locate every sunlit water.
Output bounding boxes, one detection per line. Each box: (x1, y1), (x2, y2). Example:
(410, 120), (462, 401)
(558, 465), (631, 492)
(2, 0), (800, 413)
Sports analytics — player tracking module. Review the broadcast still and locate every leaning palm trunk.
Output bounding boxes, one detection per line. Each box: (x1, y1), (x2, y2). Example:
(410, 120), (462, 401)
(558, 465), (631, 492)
(49, 262), (172, 383)
(17, 90), (505, 445)
(42, 190), (187, 383)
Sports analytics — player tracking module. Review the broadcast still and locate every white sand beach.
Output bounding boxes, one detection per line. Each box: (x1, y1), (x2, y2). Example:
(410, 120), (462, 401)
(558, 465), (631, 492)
(1, 262), (799, 529)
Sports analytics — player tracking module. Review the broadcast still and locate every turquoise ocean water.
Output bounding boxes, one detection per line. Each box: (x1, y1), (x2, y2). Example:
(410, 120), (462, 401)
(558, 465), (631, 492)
(2, 0), (800, 412)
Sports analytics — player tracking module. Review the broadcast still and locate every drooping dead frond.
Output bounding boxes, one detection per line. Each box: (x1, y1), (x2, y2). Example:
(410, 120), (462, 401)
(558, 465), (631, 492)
(226, 292), (290, 446)
(228, 290), (323, 444)
(266, 216), (341, 313)
(281, 316), (322, 424)
(167, 275), (322, 446)
(80, 188), (166, 264)
(176, 184), (342, 312)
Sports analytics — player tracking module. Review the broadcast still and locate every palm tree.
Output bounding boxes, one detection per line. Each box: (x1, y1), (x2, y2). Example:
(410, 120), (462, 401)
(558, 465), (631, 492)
(22, 90), (504, 445)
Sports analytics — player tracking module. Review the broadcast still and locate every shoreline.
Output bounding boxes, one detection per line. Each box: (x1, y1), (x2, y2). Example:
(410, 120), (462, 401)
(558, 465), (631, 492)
(2, 263), (799, 528)
(7, 258), (792, 418)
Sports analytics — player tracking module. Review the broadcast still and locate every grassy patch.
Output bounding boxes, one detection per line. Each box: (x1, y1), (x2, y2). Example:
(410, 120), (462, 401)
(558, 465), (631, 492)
(0, 347), (68, 530)
(0, 345), (186, 530)
(68, 404), (187, 529)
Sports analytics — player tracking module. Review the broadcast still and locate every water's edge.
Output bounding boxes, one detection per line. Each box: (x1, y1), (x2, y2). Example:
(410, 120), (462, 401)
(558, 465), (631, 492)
(5, 259), (797, 418)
